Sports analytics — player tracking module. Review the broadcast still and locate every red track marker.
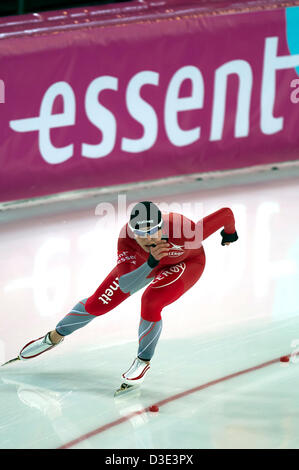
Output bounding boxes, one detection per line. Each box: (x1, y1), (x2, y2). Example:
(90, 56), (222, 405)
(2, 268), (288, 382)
(58, 352), (297, 449)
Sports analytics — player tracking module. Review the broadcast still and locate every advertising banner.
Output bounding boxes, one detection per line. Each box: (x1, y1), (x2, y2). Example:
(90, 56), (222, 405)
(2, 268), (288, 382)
(1, 2), (299, 201)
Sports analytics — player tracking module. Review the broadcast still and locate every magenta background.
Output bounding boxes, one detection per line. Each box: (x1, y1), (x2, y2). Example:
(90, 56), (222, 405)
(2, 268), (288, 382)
(0, 2), (299, 202)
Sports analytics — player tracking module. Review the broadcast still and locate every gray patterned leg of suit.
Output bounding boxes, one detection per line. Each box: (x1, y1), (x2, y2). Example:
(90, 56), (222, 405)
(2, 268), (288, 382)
(55, 299), (96, 336)
(137, 318), (163, 361)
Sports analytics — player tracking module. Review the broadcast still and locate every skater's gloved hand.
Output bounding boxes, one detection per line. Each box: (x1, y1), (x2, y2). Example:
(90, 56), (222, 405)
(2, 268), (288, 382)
(147, 240), (169, 268)
(150, 239), (169, 260)
(220, 229), (238, 246)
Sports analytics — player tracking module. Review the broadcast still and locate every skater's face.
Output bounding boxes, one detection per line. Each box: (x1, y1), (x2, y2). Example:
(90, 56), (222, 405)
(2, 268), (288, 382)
(134, 228), (163, 253)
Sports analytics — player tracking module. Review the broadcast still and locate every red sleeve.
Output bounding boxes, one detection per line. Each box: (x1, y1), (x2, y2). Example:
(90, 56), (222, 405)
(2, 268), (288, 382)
(202, 208), (236, 241)
(117, 226), (138, 277)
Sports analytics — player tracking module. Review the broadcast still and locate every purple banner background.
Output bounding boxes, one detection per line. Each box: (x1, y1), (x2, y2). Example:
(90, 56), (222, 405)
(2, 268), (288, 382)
(1, 1), (299, 202)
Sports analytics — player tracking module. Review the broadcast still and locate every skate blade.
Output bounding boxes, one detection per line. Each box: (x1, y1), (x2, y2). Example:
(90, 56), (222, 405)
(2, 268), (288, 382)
(114, 383), (140, 398)
(1, 357), (20, 367)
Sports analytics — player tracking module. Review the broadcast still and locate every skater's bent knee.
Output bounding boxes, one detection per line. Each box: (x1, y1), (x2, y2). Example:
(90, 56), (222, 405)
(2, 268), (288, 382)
(85, 297), (107, 316)
(141, 310), (162, 322)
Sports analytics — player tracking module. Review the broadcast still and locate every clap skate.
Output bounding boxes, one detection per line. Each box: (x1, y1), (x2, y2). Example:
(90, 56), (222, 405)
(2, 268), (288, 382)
(1, 332), (63, 366)
(114, 357), (150, 397)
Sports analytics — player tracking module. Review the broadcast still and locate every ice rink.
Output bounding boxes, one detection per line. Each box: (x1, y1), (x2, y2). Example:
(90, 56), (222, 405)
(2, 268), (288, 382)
(1, 166), (299, 449)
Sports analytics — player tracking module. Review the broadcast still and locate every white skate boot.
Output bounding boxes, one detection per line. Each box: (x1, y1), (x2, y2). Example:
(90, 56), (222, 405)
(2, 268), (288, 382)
(1, 332), (64, 367)
(114, 357), (150, 397)
(19, 332), (63, 360)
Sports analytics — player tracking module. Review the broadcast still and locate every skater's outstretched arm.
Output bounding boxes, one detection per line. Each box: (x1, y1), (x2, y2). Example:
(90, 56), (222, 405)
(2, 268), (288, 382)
(200, 207), (238, 243)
